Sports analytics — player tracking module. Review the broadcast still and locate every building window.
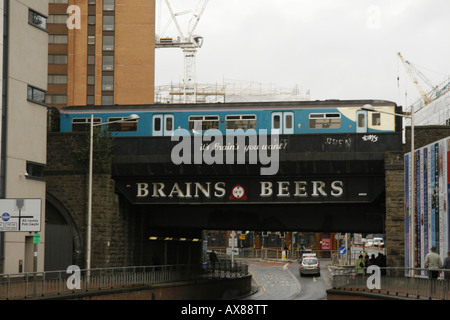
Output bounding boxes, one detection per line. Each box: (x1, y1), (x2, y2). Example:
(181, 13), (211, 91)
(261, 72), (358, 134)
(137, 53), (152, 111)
(88, 36), (96, 45)
(48, 75), (68, 85)
(87, 95), (95, 105)
(27, 86), (46, 105)
(102, 96), (114, 105)
(103, 16), (115, 31)
(49, 54), (68, 64)
(102, 76), (114, 91)
(102, 56), (114, 71)
(26, 162), (45, 180)
(88, 55), (96, 65)
(49, 35), (68, 44)
(48, 14), (67, 24)
(87, 75), (95, 85)
(45, 94), (67, 105)
(103, 36), (114, 51)
(88, 15), (96, 25)
(103, 0), (115, 11)
(29, 10), (47, 31)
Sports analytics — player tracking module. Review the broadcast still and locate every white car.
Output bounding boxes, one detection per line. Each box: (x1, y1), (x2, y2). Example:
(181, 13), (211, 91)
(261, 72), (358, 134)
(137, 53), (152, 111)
(299, 257), (320, 276)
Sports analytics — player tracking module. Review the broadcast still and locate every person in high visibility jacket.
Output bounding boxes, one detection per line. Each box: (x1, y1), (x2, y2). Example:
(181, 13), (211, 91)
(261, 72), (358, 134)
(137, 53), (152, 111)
(356, 254), (365, 275)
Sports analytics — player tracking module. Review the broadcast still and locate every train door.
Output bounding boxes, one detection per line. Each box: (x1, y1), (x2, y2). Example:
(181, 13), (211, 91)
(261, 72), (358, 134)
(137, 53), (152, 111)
(356, 110), (367, 133)
(152, 114), (174, 136)
(272, 112), (294, 134)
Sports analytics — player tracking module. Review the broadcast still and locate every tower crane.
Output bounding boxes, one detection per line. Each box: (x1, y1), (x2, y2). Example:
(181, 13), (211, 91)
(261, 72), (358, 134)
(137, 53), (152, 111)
(156, 0), (209, 103)
(397, 52), (433, 106)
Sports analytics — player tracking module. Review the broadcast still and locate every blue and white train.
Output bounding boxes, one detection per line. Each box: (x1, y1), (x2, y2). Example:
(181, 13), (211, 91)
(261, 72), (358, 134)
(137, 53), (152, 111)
(58, 99), (401, 137)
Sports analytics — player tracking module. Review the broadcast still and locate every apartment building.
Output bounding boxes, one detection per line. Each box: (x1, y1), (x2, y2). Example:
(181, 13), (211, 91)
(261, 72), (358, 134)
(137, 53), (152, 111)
(47, 0), (156, 108)
(0, 0), (48, 274)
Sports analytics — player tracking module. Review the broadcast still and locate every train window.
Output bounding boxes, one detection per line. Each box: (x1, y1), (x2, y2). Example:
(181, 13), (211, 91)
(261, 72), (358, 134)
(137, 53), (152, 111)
(166, 116), (173, 131)
(107, 117), (138, 132)
(154, 117), (161, 131)
(357, 113), (366, 127)
(225, 115), (257, 130)
(285, 114), (293, 129)
(309, 113), (341, 129)
(273, 115), (281, 129)
(72, 117), (101, 132)
(188, 115), (219, 131)
(372, 113), (381, 126)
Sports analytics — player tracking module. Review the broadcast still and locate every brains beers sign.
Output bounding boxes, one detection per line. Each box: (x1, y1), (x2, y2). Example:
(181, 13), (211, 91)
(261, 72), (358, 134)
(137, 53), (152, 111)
(127, 178), (347, 204)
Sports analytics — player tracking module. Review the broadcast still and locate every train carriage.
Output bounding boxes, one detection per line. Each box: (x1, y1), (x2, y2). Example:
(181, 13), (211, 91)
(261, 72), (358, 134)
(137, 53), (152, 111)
(58, 99), (402, 137)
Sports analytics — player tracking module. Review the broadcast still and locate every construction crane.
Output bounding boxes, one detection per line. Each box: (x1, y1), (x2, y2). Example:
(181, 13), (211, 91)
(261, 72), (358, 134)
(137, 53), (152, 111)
(397, 52), (433, 106)
(156, 0), (209, 103)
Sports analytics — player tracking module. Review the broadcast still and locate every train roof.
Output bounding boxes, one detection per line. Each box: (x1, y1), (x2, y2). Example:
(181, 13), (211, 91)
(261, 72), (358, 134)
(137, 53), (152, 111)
(59, 99), (397, 114)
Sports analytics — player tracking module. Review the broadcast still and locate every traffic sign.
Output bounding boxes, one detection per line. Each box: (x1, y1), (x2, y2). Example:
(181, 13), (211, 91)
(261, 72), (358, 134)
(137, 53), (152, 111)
(0, 199), (41, 232)
(339, 247), (347, 255)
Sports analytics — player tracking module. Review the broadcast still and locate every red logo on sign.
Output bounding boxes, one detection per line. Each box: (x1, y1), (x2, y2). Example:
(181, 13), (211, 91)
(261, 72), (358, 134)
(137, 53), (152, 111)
(229, 185), (247, 200)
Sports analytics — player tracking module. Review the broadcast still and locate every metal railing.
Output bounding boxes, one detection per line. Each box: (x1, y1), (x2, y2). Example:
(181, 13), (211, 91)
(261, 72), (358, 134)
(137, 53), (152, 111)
(0, 262), (249, 300)
(213, 248), (337, 260)
(331, 267), (450, 300)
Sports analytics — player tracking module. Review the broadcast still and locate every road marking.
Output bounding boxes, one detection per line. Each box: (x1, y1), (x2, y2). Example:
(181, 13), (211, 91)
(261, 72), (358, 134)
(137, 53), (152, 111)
(284, 263), (301, 300)
(248, 270), (266, 298)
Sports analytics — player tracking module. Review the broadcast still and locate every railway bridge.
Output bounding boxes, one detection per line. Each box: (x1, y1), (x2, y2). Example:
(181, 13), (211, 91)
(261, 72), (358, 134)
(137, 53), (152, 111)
(44, 129), (409, 272)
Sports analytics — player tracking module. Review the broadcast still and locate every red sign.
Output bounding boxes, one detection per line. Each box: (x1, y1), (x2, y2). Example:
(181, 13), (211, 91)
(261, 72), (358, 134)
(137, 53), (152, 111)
(322, 238), (331, 250)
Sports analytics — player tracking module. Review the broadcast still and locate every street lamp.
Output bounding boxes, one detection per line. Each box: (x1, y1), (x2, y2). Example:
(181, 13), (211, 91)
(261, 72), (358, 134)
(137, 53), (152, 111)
(361, 104), (414, 275)
(86, 114), (140, 272)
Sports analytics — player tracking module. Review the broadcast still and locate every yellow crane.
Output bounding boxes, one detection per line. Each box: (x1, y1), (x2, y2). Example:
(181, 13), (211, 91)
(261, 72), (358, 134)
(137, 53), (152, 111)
(397, 52), (433, 106)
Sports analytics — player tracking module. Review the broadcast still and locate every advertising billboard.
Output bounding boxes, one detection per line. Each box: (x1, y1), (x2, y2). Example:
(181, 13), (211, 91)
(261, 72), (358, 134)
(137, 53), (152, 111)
(405, 137), (450, 275)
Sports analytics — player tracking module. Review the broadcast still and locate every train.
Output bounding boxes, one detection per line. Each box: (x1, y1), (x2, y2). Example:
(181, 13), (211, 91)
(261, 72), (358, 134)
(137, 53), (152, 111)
(58, 99), (402, 137)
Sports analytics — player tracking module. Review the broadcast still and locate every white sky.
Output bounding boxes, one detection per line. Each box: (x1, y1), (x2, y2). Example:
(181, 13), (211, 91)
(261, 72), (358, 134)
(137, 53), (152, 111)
(155, 0), (450, 107)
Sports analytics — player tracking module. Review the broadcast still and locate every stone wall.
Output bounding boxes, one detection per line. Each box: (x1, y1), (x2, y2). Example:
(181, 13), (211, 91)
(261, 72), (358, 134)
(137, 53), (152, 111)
(46, 132), (141, 268)
(384, 151), (405, 268)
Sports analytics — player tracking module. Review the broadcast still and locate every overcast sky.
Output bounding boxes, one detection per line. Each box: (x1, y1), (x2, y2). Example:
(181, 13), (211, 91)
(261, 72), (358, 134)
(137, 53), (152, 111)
(155, 0), (450, 108)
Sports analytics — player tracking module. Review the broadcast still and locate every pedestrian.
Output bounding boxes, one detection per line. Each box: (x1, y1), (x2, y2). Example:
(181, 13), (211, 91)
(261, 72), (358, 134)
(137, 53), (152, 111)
(364, 253), (370, 266)
(442, 251), (450, 280)
(209, 250), (219, 272)
(376, 253), (386, 275)
(369, 254), (376, 266)
(356, 254), (365, 275)
(424, 246), (442, 279)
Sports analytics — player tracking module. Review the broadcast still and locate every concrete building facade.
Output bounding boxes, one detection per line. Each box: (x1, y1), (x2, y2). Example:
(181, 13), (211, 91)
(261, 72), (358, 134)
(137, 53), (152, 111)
(0, 0), (48, 274)
(47, 0), (155, 109)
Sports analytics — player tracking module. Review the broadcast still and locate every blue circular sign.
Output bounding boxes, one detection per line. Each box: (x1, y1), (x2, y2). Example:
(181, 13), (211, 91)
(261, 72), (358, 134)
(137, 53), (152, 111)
(2, 212), (11, 222)
(339, 247), (347, 255)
